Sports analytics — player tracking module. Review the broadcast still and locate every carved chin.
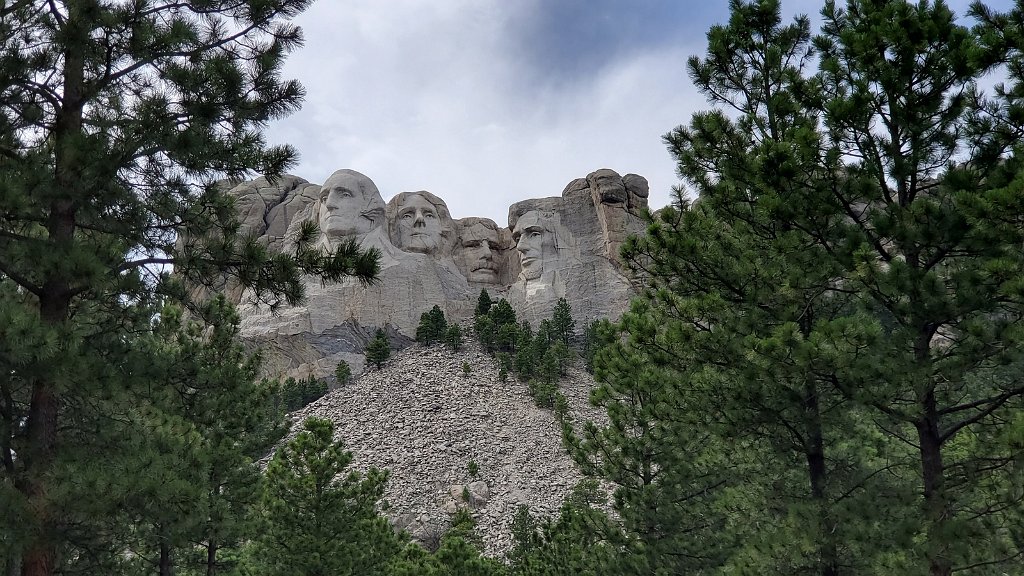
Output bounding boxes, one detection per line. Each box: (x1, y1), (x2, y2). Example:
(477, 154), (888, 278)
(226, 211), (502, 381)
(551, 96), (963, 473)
(402, 233), (439, 253)
(520, 262), (542, 280)
(324, 217), (369, 237)
(405, 244), (433, 254)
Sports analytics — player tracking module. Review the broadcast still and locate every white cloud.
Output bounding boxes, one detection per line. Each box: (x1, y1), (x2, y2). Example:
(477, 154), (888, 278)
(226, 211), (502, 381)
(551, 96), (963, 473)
(265, 0), (1017, 224)
(265, 2), (705, 224)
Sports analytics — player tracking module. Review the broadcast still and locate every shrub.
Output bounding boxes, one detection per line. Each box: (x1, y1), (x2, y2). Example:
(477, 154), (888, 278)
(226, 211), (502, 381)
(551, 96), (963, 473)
(528, 379), (558, 409)
(415, 305), (448, 345)
(445, 324), (463, 351)
(474, 289), (493, 317)
(334, 360), (352, 386)
(365, 329), (391, 369)
(551, 297), (575, 345)
(277, 376), (328, 412)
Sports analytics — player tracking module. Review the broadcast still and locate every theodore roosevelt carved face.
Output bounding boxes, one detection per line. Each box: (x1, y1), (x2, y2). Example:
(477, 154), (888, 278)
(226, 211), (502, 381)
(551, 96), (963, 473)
(457, 219), (503, 283)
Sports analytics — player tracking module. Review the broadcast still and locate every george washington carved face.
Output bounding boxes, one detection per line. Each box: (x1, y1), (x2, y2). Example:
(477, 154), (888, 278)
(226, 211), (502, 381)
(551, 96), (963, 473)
(317, 169), (386, 241)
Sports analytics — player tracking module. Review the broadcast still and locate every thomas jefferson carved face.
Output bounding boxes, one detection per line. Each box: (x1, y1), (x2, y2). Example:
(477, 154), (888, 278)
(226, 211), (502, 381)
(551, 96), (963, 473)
(318, 170), (385, 240)
(396, 193), (443, 254)
(458, 222), (502, 283)
(513, 211), (557, 281)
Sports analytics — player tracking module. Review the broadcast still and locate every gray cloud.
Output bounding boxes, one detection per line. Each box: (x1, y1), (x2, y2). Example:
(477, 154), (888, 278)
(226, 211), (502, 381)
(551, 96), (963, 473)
(265, 0), (1010, 225)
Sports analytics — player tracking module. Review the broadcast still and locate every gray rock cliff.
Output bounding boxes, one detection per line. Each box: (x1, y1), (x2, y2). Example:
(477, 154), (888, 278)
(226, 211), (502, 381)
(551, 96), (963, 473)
(227, 168), (647, 379)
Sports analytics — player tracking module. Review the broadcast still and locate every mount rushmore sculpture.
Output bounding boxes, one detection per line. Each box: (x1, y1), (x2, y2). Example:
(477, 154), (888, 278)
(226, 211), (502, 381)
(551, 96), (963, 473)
(226, 168), (650, 378)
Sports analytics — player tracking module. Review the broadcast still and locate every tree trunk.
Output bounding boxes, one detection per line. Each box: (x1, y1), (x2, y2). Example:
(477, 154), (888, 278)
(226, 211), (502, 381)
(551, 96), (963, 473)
(917, 390), (951, 576)
(804, 380), (838, 576)
(18, 378), (59, 576)
(206, 540), (217, 576)
(159, 536), (174, 576)
(19, 3), (85, 573)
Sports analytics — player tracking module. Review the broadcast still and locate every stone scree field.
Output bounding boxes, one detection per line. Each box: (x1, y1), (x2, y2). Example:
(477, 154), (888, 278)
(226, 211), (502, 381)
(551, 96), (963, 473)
(281, 335), (607, 556)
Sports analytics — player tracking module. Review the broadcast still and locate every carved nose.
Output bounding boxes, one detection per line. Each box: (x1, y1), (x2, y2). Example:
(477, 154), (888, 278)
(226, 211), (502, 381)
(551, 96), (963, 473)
(413, 209), (426, 227)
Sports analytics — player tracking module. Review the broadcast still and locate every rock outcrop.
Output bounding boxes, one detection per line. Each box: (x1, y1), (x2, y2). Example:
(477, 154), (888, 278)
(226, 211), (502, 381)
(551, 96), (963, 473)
(227, 168), (647, 379)
(284, 337), (606, 556)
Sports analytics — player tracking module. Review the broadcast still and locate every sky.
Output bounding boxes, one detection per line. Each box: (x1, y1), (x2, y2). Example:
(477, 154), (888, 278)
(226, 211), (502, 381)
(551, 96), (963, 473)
(265, 0), (1007, 225)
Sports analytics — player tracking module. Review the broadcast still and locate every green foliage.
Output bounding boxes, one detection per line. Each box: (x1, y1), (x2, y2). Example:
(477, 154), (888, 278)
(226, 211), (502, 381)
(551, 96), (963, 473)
(445, 324), (464, 352)
(507, 481), (617, 576)
(580, 320), (610, 374)
(462, 361), (472, 377)
(335, 360), (353, 386)
(281, 376), (329, 412)
(473, 314), (496, 352)
(417, 305), (449, 345)
(489, 299), (517, 327)
(250, 417), (402, 576)
(467, 460), (480, 478)
(549, 298), (575, 345)
(470, 300), (579, 408)
(474, 298), (518, 354)
(564, 1), (1024, 575)
(526, 379), (557, 410)
(0, 1), (381, 573)
(365, 329), (391, 370)
(474, 289), (494, 317)
(388, 510), (506, 576)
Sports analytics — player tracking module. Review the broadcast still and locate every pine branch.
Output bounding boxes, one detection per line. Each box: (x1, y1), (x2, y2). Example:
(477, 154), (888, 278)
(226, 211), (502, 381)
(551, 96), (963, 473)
(0, 257), (42, 296)
(940, 386), (1024, 443)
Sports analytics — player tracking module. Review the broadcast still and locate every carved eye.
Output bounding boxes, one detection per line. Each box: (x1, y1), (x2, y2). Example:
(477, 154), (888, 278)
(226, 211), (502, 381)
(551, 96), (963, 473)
(335, 188), (353, 198)
(401, 212), (414, 220)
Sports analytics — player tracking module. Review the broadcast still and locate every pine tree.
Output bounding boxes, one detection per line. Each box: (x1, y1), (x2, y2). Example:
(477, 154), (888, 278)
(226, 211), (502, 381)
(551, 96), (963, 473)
(473, 314), (496, 353)
(251, 417), (402, 576)
(0, 2), (380, 575)
(365, 329), (392, 370)
(416, 305), (449, 345)
(336, 360), (353, 386)
(507, 482), (618, 576)
(156, 296), (288, 576)
(474, 289), (494, 317)
(580, 320), (609, 374)
(549, 298), (575, 346)
(445, 324), (464, 352)
(571, 1), (1024, 575)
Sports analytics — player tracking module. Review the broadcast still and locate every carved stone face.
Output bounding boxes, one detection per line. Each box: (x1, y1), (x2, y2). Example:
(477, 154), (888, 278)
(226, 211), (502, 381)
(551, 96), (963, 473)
(458, 222), (502, 283)
(318, 170), (385, 240)
(513, 211), (557, 281)
(396, 193), (443, 253)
